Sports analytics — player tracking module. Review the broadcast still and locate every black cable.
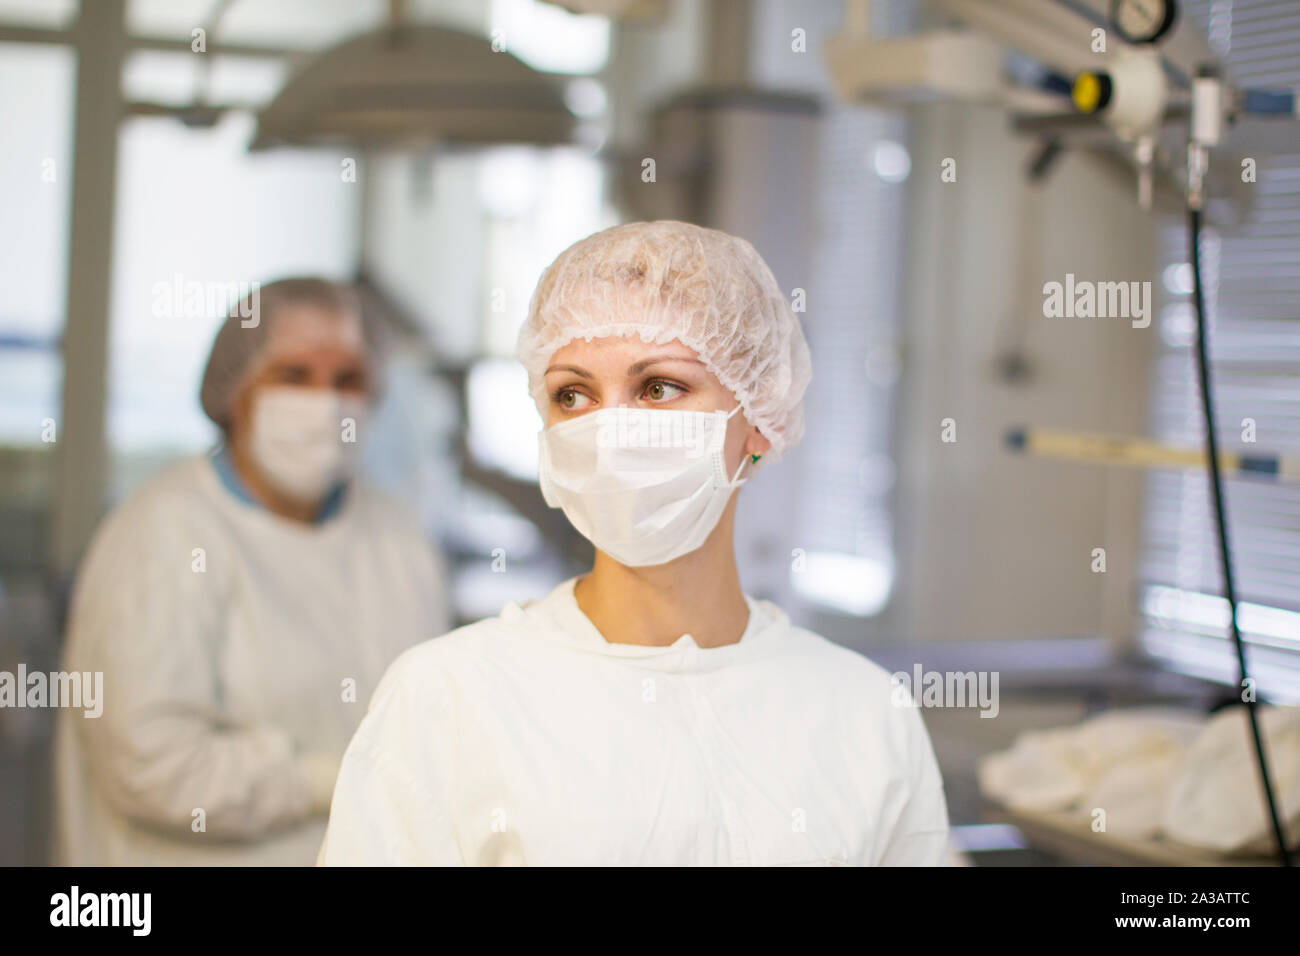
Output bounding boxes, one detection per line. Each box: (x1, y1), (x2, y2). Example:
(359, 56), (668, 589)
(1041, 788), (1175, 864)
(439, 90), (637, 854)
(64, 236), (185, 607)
(1188, 207), (1292, 866)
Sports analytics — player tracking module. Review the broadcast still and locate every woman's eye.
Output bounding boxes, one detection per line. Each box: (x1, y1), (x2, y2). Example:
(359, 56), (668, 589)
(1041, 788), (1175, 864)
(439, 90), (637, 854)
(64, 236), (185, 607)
(556, 388), (591, 410)
(336, 375), (366, 393)
(643, 380), (684, 402)
(274, 366), (311, 384)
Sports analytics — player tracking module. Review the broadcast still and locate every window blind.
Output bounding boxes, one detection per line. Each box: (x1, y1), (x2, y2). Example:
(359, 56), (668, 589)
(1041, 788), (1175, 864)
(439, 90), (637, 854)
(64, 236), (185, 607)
(752, 0), (913, 616)
(1138, 0), (1300, 701)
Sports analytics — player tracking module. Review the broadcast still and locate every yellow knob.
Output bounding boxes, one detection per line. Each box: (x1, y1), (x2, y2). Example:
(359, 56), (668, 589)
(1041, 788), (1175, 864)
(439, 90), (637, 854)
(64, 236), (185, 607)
(1073, 72), (1103, 113)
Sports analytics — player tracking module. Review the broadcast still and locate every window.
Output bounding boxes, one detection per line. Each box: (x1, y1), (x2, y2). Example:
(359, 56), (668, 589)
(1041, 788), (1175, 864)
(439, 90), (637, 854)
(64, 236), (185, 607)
(108, 109), (361, 462)
(751, 0), (914, 617)
(1139, 0), (1300, 702)
(0, 42), (74, 447)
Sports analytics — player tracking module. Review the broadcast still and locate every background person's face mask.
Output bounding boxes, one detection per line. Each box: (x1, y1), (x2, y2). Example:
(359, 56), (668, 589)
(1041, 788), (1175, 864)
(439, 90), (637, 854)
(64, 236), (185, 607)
(538, 404), (750, 566)
(249, 385), (366, 503)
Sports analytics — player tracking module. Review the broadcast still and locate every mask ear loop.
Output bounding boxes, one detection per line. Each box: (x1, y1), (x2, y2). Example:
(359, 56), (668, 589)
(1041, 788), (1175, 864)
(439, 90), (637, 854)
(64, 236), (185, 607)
(728, 455), (750, 486)
(720, 404), (752, 487)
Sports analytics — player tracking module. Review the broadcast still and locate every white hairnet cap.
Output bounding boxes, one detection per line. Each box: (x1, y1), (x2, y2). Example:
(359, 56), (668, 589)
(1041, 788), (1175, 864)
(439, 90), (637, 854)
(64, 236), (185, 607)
(516, 220), (812, 463)
(199, 277), (383, 431)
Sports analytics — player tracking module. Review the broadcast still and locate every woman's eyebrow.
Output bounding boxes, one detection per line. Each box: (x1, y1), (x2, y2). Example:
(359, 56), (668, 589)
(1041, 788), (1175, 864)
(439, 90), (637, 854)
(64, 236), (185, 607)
(626, 355), (704, 375)
(544, 364), (592, 378)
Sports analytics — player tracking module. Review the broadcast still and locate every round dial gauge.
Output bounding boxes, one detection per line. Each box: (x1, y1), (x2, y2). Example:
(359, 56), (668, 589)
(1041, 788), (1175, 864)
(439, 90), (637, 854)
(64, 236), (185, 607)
(1111, 0), (1178, 44)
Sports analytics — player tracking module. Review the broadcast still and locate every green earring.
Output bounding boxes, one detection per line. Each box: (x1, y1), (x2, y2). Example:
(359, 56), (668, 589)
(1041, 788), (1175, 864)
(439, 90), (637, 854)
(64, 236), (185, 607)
(750, 453), (762, 464)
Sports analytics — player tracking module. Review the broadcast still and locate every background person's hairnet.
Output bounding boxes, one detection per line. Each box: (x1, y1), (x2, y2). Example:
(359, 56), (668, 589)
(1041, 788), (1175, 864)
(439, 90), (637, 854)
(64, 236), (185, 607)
(199, 277), (386, 432)
(516, 220), (813, 463)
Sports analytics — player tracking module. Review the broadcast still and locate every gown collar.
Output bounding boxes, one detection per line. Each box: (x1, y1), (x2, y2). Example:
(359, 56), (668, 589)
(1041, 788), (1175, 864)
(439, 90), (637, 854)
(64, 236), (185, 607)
(209, 444), (348, 525)
(519, 576), (786, 671)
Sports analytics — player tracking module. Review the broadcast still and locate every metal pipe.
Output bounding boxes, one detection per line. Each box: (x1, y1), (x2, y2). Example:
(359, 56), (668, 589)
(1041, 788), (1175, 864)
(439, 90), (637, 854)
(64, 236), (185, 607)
(843, 0), (871, 37)
(0, 24), (295, 58)
(937, 0), (1100, 75)
(53, 0), (127, 574)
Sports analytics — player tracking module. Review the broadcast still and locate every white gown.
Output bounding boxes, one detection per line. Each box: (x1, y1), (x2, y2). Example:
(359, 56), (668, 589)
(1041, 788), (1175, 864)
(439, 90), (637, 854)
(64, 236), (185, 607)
(318, 578), (951, 865)
(53, 455), (449, 865)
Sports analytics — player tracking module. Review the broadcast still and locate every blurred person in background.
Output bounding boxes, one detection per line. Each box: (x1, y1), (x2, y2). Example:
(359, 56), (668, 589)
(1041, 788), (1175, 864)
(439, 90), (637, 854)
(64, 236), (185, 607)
(53, 277), (451, 865)
(319, 222), (950, 866)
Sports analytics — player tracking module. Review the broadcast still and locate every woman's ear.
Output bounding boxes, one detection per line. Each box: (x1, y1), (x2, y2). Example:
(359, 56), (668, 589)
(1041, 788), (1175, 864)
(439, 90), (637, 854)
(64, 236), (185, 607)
(744, 426), (772, 460)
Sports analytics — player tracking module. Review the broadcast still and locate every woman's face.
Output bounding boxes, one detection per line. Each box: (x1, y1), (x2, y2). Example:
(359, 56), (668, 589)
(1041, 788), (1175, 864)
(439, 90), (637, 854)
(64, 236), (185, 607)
(543, 335), (771, 474)
(228, 306), (371, 443)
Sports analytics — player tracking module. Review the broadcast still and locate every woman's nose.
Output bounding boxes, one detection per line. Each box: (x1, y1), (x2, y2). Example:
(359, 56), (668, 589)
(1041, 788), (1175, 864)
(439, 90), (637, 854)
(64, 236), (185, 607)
(597, 383), (641, 408)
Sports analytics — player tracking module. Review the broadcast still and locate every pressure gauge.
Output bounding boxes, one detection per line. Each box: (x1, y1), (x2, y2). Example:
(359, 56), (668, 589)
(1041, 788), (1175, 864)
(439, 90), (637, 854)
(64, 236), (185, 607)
(1110, 0), (1178, 44)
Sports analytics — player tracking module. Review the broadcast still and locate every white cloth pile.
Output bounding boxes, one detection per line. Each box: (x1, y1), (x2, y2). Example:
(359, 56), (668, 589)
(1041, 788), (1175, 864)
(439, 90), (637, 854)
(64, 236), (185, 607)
(978, 705), (1300, 856)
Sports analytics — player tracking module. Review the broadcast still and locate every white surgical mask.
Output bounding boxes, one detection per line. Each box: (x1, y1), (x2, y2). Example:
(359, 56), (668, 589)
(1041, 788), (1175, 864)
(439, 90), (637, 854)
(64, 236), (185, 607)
(538, 404), (750, 566)
(249, 386), (366, 503)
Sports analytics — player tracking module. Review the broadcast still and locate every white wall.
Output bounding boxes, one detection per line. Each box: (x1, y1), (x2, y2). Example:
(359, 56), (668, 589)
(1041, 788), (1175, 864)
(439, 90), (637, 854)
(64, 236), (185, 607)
(887, 101), (1157, 646)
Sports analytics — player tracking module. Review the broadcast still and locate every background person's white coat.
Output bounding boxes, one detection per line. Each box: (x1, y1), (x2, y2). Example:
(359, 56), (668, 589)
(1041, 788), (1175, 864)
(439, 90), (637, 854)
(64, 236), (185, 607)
(318, 578), (951, 866)
(53, 456), (449, 865)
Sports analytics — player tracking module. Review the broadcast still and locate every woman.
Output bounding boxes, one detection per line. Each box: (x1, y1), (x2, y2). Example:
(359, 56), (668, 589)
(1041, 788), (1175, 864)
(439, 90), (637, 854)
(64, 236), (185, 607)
(53, 278), (450, 865)
(319, 223), (950, 865)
